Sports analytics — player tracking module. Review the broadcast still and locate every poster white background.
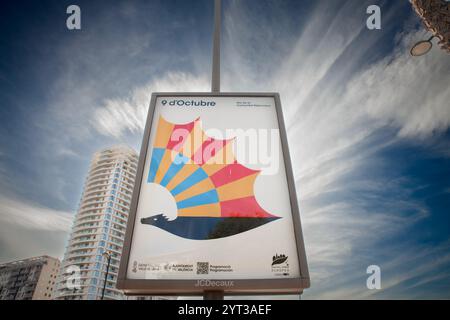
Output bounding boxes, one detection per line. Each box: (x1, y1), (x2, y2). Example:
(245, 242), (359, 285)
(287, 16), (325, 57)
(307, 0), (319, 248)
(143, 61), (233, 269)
(127, 96), (300, 280)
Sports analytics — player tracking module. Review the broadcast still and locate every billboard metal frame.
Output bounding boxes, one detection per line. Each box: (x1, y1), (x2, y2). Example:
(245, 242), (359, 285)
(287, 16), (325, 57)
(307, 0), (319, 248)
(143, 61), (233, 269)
(117, 92), (310, 296)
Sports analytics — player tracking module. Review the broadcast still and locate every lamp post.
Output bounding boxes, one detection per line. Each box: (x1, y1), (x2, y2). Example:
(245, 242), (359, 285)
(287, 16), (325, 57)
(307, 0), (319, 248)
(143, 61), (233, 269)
(211, 0), (221, 93)
(101, 251), (112, 300)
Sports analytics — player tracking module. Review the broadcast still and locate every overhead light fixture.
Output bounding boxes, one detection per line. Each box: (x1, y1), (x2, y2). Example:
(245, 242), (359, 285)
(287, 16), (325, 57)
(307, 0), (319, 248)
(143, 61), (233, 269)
(411, 36), (435, 56)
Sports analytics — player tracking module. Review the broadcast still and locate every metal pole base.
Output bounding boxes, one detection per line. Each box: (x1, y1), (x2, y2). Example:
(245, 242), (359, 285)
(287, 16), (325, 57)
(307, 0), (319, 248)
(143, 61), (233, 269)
(203, 290), (224, 300)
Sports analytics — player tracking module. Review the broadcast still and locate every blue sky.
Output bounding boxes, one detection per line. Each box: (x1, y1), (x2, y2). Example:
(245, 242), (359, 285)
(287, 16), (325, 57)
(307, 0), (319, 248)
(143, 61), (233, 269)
(0, 0), (449, 299)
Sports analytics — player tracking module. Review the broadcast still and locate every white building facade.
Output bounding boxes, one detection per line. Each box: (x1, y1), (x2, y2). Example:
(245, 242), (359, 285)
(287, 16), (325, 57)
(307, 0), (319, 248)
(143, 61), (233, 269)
(54, 146), (138, 300)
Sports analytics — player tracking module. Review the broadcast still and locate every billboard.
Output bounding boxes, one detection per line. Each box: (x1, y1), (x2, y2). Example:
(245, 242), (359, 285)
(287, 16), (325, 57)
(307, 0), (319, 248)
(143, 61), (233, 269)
(117, 93), (309, 295)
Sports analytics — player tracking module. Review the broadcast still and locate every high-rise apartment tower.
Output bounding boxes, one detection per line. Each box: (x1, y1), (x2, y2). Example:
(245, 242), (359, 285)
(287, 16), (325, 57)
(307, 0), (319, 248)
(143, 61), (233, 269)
(54, 146), (138, 300)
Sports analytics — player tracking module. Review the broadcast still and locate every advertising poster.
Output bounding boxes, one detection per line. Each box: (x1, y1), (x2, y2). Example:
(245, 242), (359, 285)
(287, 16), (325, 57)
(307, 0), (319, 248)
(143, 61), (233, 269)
(119, 93), (309, 294)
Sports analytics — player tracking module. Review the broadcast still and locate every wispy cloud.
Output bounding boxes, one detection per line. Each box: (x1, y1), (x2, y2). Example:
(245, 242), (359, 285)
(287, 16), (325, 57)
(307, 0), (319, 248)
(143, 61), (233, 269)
(345, 33), (450, 139)
(1, 0), (449, 298)
(0, 195), (73, 232)
(311, 240), (450, 299)
(89, 0), (450, 298)
(93, 72), (210, 137)
(0, 195), (73, 263)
